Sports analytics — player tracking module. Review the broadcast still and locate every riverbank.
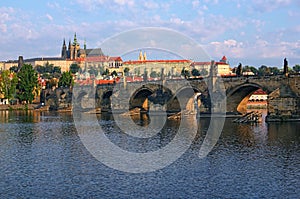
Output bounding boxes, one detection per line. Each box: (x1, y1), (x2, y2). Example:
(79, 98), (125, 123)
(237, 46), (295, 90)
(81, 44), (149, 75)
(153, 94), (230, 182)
(0, 104), (51, 111)
(0, 104), (37, 111)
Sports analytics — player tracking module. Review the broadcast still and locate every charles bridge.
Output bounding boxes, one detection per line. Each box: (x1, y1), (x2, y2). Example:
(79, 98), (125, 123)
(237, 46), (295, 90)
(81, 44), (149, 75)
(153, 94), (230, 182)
(42, 74), (300, 121)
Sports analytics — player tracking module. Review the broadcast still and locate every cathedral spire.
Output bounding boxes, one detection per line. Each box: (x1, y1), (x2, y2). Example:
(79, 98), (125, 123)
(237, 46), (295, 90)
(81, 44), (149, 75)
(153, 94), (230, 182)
(73, 32), (78, 45)
(61, 38), (67, 59)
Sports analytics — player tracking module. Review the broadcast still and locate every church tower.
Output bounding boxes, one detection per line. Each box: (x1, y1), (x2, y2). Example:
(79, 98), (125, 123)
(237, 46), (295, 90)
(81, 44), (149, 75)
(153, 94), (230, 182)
(61, 39), (67, 59)
(68, 40), (71, 59)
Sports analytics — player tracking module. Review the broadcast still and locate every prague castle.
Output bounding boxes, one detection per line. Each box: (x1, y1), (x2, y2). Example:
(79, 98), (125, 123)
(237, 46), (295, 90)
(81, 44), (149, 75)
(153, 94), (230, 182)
(61, 33), (105, 60)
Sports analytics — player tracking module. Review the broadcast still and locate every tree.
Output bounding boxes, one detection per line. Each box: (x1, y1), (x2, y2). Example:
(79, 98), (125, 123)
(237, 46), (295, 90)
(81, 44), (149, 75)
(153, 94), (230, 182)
(88, 67), (98, 76)
(59, 71), (73, 87)
(111, 70), (118, 77)
(243, 65), (258, 75)
(258, 65), (271, 76)
(181, 67), (190, 78)
(70, 64), (80, 74)
(102, 68), (110, 76)
(0, 70), (18, 102)
(17, 64), (38, 104)
(9, 66), (18, 73)
(293, 64), (300, 73)
(124, 67), (130, 76)
(53, 66), (61, 74)
(191, 68), (200, 76)
(200, 69), (208, 76)
(269, 67), (280, 75)
(35, 65), (45, 74)
(150, 71), (159, 78)
(45, 62), (54, 73)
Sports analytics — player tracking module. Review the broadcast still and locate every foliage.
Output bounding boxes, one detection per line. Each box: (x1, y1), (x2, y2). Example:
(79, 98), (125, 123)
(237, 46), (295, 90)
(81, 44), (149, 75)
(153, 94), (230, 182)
(53, 66), (61, 74)
(293, 64), (300, 73)
(200, 69), (208, 76)
(181, 67), (190, 78)
(46, 78), (58, 89)
(58, 71), (73, 87)
(258, 65), (271, 76)
(243, 65), (258, 75)
(102, 68), (110, 76)
(269, 67), (280, 75)
(124, 67), (130, 76)
(17, 64), (38, 104)
(0, 70), (18, 101)
(191, 68), (200, 76)
(111, 70), (118, 77)
(70, 63), (80, 74)
(35, 63), (61, 78)
(9, 66), (18, 73)
(150, 71), (159, 78)
(88, 67), (98, 76)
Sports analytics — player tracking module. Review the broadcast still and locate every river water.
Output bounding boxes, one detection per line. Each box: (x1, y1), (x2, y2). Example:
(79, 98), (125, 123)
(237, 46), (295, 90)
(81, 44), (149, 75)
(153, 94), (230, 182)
(0, 110), (299, 198)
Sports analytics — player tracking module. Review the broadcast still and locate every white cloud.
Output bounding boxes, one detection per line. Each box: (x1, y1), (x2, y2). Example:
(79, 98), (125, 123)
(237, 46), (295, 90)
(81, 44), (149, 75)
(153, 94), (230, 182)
(114, 0), (134, 6)
(0, 7), (14, 33)
(144, 1), (159, 9)
(46, 14), (53, 21)
(251, 0), (292, 12)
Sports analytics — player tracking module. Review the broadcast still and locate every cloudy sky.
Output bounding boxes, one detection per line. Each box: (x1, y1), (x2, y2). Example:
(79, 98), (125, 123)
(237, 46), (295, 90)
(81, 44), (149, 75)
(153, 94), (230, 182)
(1, 0), (300, 68)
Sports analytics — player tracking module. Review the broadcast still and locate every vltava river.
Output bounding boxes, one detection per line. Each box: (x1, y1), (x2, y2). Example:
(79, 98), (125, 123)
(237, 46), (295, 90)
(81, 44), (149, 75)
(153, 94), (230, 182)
(0, 111), (299, 198)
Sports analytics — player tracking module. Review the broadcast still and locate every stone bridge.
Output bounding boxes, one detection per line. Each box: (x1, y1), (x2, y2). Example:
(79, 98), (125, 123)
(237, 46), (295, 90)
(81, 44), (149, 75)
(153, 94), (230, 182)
(43, 75), (300, 120)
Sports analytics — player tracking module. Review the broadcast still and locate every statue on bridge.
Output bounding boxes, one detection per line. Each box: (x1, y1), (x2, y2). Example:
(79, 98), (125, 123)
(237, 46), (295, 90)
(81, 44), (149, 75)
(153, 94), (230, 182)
(284, 58), (289, 76)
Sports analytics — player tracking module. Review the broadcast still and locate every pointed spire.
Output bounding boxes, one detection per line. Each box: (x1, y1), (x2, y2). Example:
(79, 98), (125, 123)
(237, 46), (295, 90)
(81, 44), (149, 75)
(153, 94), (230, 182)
(73, 32), (77, 45)
(84, 39), (86, 50)
(61, 38), (67, 59)
(68, 39), (71, 49)
(63, 38), (66, 46)
(139, 51), (144, 61)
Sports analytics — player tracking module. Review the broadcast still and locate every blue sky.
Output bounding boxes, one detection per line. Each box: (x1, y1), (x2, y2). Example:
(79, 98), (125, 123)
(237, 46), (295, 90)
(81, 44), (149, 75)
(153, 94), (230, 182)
(1, 0), (300, 68)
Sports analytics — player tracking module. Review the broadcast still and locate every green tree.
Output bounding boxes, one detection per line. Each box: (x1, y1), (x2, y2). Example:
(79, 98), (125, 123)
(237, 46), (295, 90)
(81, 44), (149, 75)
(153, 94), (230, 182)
(111, 70), (118, 77)
(293, 64), (300, 73)
(17, 64), (38, 104)
(88, 67), (98, 76)
(191, 68), (200, 76)
(0, 70), (18, 102)
(45, 62), (54, 73)
(46, 78), (58, 89)
(59, 71), (73, 87)
(258, 65), (271, 76)
(200, 69), (208, 76)
(269, 67), (280, 75)
(35, 65), (46, 74)
(9, 66), (18, 73)
(150, 71), (159, 78)
(243, 65), (258, 75)
(70, 63), (80, 74)
(181, 67), (190, 78)
(53, 66), (61, 74)
(102, 68), (110, 76)
(124, 67), (130, 76)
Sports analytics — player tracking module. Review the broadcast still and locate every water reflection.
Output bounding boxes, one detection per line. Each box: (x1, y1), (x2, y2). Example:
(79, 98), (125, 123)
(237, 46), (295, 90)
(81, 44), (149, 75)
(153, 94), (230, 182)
(0, 111), (299, 198)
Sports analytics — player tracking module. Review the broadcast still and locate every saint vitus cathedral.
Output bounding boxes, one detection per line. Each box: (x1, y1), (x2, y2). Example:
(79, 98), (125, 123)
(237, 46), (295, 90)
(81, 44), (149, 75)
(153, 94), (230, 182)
(61, 33), (104, 60)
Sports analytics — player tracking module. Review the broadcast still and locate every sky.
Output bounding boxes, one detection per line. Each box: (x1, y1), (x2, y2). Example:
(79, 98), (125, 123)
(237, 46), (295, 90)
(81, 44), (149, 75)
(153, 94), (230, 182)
(1, 0), (300, 68)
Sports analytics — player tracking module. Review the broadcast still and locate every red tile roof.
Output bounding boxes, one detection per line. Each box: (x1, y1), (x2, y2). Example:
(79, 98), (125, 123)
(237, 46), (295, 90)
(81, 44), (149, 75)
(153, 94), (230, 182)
(123, 59), (191, 64)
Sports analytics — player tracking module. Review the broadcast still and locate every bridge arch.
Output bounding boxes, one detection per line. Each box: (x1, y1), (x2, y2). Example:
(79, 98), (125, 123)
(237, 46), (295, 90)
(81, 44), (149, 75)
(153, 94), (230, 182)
(129, 87), (155, 111)
(167, 86), (202, 114)
(226, 82), (266, 114)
